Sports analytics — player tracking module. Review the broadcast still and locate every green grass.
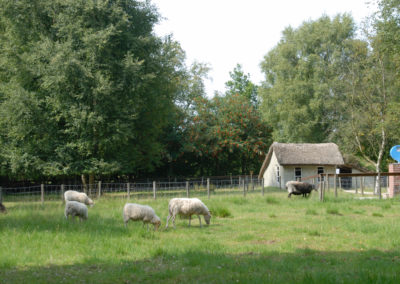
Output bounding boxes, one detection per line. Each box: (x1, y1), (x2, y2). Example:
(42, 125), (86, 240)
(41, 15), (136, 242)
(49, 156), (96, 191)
(1, 190), (400, 283)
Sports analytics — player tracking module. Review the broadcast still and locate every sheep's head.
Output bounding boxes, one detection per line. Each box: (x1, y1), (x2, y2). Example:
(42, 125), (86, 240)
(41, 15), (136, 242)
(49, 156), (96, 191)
(153, 217), (161, 231)
(204, 213), (212, 225)
(87, 198), (94, 207)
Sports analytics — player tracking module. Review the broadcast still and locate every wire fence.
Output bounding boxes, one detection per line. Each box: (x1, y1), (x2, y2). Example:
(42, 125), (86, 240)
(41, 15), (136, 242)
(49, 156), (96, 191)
(0, 176), (265, 204)
(2, 172), (400, 204)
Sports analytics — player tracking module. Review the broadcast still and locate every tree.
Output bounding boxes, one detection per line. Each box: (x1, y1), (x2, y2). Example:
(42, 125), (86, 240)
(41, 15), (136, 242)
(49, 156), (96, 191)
(259, 14), (356, 143)
(184, 94), (271, 176)
(158, 60), (211, 177)
(0, 0), (184, 183)
(336, 0), (400, 194)
(225, 64), (258, 106)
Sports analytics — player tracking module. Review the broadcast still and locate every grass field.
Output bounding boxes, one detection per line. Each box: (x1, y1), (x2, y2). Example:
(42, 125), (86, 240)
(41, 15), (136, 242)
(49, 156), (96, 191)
(1, 189), (400, 283)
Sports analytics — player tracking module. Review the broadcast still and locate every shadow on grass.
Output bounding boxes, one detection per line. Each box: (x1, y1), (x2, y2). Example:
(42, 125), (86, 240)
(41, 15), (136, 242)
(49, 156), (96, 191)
(1, 249), (399, 283)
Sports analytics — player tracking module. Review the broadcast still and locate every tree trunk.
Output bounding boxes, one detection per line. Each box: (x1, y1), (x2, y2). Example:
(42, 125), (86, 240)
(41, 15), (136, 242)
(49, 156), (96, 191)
(89, 173), (95, 196)
(81, 174), (88, 194)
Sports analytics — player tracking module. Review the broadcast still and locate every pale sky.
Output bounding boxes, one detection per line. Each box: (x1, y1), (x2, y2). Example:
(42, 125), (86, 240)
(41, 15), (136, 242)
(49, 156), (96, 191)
(152, 0), (376, 97)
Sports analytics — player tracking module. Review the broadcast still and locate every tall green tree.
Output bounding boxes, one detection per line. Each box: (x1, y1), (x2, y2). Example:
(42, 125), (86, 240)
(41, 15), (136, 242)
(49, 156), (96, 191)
(336, 0), (400, 194)
(259, 14), (356, 143)
(0, 0), (183, 182)
(225, 64), (258, 106)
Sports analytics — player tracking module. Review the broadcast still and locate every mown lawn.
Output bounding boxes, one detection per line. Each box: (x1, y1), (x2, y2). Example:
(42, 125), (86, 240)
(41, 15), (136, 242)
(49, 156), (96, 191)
(1, 189), (400, 283)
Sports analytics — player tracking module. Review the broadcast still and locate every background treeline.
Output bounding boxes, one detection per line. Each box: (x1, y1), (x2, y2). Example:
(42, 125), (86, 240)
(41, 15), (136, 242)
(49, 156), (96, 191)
(0, 0), (399, 184)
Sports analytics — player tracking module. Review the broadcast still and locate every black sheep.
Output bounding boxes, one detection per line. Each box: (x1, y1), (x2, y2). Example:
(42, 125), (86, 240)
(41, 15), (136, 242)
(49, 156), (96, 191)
(286, 181), (317, 198)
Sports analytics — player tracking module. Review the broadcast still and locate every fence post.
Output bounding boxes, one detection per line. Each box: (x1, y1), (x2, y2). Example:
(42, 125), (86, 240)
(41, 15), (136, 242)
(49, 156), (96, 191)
(262, 179), (265, 196)
(61, 184), (65, 202)
(186, 181), (189, 198)
(127, 182), (130, 200)
(326, 174), (329, 191)
(378, 173), (382, 200)
(230, 174), (233, 188)
(153, 181), (156, 200)
(319, 175), (323, 202)
(41, 184), (44, 205)
(334, 174), (337, 198)
(361, 177), (364, 196)
(205, 178), (209, 199)
(98, 181), (102, 199)
(355, 177), (358, 194)
(0, 187), (2, 203)
(243, 178), (246, 197)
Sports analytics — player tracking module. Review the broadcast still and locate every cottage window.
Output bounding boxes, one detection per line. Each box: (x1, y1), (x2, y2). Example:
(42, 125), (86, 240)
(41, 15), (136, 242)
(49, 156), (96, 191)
(276, 166), (280, 182)
(318, 167), (324, 181)
(294, 167), (302, 181)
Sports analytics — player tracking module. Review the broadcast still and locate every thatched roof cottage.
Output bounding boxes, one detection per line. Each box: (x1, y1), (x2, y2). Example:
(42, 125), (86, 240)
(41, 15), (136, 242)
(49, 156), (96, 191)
(258, 142), (345, 188)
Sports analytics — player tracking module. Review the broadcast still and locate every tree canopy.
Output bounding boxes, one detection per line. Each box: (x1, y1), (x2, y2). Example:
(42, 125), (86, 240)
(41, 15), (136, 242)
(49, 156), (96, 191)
(0, 0), (185, 180)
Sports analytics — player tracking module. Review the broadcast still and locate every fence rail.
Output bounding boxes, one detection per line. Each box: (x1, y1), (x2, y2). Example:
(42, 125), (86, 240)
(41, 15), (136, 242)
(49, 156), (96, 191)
(2, 172), (400, 204)
(0, 177), (265, 203)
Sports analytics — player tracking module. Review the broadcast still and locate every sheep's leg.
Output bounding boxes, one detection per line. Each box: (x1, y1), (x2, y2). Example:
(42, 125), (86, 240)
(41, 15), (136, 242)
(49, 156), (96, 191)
(198, 215), (202, 227)
(166, 213), (171, 228)
(172, 213), (176, 229)
(188, 215), (191, 227)
(288, 193), (292, 198)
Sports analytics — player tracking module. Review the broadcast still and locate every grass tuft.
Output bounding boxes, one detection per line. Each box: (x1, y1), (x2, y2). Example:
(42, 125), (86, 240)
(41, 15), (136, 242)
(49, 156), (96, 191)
(326, 208), (342, 216)
(210, 206), (232, 218)
(305, 209), (318, 216)
(266, 197), (279, 204)
(372, 212), (384, 217)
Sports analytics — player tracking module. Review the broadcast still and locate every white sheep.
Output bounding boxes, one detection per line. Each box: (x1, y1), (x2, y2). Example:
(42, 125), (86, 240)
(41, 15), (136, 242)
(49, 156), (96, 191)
(64, 201), (88, 221)
(64, 190), (94, 206)
(123, 203), (161, 231)
(165, 198), (211, 228)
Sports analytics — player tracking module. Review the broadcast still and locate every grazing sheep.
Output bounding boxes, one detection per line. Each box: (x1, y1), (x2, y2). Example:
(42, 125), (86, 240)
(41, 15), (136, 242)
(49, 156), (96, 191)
(0, 202), (6, 214)
(64, 190), (94, 206)
(64, 201), (88, 221)
(123, 203), (161, 231)
(286, 181), (316, 198)
(166, 198), (211, 228)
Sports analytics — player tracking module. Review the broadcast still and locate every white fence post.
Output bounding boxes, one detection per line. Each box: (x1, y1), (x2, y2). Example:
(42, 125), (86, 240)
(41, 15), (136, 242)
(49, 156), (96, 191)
(41, 184), (44, 205)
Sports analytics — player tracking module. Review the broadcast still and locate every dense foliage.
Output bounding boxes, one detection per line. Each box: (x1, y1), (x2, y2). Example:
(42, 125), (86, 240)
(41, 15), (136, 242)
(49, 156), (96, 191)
(0, 0), (185, 181)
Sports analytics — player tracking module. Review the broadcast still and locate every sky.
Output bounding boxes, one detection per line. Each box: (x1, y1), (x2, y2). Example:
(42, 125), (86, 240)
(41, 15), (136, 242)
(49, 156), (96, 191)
(152, 0), (377, 97)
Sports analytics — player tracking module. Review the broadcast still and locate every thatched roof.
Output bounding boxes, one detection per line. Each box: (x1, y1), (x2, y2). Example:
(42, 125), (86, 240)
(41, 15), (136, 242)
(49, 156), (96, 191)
(258, 142), (344, 178)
